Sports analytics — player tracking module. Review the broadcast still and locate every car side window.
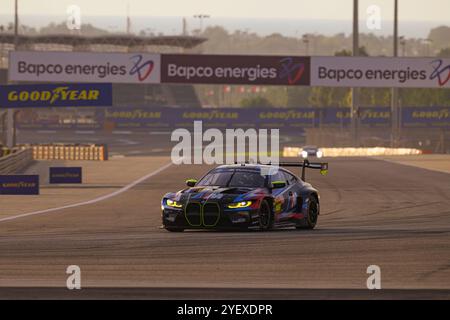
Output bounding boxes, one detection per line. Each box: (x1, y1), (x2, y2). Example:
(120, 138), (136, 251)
(283, 171), (298, 185)
(270, 171), (286, 184)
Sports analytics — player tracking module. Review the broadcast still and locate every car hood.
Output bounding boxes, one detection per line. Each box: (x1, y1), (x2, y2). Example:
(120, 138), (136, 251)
(164, 186), (268, 203)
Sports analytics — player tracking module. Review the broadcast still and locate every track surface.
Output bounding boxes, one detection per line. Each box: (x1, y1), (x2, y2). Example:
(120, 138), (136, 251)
(0, 157), (449, 299)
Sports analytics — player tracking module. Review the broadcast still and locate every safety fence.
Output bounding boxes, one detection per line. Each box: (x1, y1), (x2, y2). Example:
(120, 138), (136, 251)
(0, 148), (34, 174)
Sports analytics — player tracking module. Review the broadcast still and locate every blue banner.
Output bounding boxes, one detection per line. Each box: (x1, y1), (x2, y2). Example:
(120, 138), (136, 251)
(402, 107), (450, 128)
(0, 83), (112, 108)
(16, 106), (450, 130)
(0, 175), (39, 195)
(49, 167), (82, 184)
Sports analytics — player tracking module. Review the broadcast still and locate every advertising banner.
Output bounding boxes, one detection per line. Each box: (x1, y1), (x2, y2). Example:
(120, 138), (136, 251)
(311, 57), (450, 88)
(101, 107), (450, 129)
(16, 107), (450, 131)
(402, 107), (450, 127)
(0, 175), (39, 195)
(321, 107), (391, 126)
(0, 83), (112, 108)
(49, 167), (82, 184)
(102, 107), (317, 130)
(9, 51), (161, 84)
(161, 54), (310, 86)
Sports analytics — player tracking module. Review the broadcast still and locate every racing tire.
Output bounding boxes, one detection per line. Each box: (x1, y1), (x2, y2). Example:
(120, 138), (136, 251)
(296, 196), (319, 230)
(165, 227), (185, 232)
(258, 199), (274, 231)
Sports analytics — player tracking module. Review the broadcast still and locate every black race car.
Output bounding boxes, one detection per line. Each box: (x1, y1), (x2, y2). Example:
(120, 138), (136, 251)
(161, 160), (328, 232)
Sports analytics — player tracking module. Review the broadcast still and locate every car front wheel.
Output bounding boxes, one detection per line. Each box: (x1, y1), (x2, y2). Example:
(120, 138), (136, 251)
(258, 200), (273, 231)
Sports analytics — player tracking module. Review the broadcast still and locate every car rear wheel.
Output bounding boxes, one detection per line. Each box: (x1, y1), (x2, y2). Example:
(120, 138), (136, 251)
(296, 196), (319, 230)
(258, 200), (273, 231)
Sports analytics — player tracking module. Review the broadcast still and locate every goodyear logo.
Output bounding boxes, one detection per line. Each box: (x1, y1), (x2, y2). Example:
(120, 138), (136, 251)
(182, 110), (239, 120)
(411, 109), (449, 120)
(105, 109), (162, 120)
(0, 175), (39, 195)
(49, 167), (82, 184)
(0, 83), (112, 108)
(259, 110), (315, 121)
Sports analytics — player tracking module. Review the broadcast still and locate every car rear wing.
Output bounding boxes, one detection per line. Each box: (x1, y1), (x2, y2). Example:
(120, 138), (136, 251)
(278, 160), (328, 182)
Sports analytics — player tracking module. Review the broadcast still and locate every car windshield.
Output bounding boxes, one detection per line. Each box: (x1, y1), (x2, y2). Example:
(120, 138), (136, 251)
(197, 169), (266, 188)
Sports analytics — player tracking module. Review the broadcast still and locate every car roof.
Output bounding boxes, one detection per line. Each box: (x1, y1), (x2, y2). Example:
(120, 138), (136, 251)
(214, 164), (299, 178)
(216, 164), (274, 170)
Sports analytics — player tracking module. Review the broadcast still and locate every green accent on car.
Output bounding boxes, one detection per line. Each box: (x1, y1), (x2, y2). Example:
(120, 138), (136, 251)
(320, 163), (329, 176)
(186, 179), (198, 187)
(271, 180), (286, 189)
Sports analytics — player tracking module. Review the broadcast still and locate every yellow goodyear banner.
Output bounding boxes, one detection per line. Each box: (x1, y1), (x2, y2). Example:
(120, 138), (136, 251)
(0, 83), (112, 108)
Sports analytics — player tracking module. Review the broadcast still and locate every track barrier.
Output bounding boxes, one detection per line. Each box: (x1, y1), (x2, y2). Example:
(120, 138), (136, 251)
(283, 147), (423, 157)
(18, 144), (108, 161)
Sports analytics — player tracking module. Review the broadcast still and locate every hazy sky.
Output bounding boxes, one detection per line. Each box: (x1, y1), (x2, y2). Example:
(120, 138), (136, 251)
(1, 0), (449, 21)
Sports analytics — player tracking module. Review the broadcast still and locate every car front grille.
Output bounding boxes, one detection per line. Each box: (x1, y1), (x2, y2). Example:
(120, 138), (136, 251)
(203, 203), (221, 226)
(185, 202), (201, 226)
(185, 202), (221, 227)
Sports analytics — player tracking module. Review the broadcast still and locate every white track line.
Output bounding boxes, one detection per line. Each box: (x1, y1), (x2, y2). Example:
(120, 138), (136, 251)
(0, 162), (173, 223)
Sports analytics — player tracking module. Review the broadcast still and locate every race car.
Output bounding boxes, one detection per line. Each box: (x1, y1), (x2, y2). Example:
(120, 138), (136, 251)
(161, 160), (328, 232)
(300, 145), (324, 159)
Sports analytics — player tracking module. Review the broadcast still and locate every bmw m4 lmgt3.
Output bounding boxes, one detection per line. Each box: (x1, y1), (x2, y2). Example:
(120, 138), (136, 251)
(161, 160), (328, 232)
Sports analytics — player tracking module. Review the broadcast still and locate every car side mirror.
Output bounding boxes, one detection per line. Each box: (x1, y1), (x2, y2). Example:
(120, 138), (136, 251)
(186, 179), (198, 187)
(271, 181), (286, 189)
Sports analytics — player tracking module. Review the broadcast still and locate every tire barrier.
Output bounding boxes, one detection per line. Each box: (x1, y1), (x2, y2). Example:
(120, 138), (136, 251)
(18, 144), (108, 161)
(283, 147), (423, 157)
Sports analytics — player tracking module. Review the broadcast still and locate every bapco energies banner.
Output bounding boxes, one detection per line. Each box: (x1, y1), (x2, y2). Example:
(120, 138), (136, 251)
(161, 54), (310, 86)
(311, 57), (450, 88)
(9, 51), (161, 84)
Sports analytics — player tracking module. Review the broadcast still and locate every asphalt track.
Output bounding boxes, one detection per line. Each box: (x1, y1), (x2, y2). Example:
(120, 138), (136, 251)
(0, 157), (449, 299)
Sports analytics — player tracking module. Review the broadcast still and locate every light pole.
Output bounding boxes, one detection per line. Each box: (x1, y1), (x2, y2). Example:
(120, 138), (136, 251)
(302, 34), (310, 55)
(399, 36), (406, 56)
(193, 14), (210, 33)
(391, 0), (399, 147)
(424, 38), (432, 56)
(6, 0), (18, 148)
(351, 0), (359, 147)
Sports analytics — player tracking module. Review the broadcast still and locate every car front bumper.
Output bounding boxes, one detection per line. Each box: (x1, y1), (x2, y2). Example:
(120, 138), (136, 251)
(162, 204), (259, 230)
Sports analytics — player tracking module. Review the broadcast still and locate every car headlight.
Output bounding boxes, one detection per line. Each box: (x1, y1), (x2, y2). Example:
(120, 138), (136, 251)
(166, 199), (183, 208)
(227, 201), (252, 209)
(301, 150), (308, 158)
(316, 150), (323, 158)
